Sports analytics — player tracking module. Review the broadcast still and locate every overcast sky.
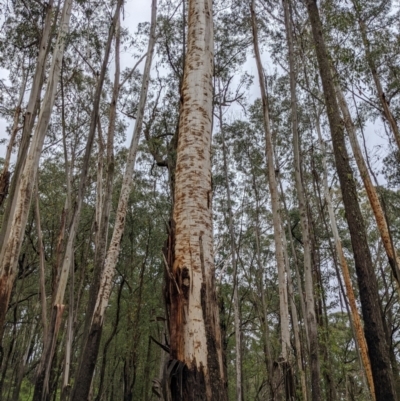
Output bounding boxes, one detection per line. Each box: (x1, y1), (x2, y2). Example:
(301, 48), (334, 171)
(0, 0), (390, 184)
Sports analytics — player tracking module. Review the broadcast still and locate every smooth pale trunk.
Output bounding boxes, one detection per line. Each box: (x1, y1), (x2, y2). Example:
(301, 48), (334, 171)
(315, 114), (375, 400)
(250, 0), (291, 363)
(0, 0), (73, 340)
(0, 68), (27, 206)
(282, 0), (321, 398)
(34, 185), (48, 344)
(32, 2), (121, 400)
(219, 100), (243, 401)
(70, 3), (156, 400)
(0, 0), (55, 249)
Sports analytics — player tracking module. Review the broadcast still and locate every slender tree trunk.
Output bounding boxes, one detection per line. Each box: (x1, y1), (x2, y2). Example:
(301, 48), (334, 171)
(0, 0), (72, 345)
(351, 1), (400, 151)
(79, 18), (121, 364)
(0, 0), (55, 250)
(250, 172), (275, 399)
(281, 218), (308, 401)
(277, 179), (308, 401)
(282, 1), (321, 398)
(0, 67), (27, 206)
(315, 113), (375, 400)
(305, 1), (396, 399)
(60, 258), (74, 401)
(32, 2), (121, 399)
(34, 183), (48, 345)
(164, 0), (227, 399)
(70, 2), (157, 400)
(335, 82), (400, 293)
(250, 2), (292, 396)
(218, 90), (243, 401)
(11, 315), (37, 401)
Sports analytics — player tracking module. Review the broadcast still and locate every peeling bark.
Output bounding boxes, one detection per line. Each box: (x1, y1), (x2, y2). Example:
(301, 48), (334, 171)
(165, 0), (227, 399)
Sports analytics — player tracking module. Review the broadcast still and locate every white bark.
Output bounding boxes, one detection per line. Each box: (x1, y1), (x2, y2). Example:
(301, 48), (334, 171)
(92, 0), (157, 324)
(0, 0), (55, 247)
(0, 0), (73, 332)
(251, 0), (291, 360)
(218, 97), (242, 401)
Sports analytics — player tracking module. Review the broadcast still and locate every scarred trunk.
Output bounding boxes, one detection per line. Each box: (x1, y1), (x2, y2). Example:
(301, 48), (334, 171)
(164, 0), (227, 399)
(305, 1), (396, 399)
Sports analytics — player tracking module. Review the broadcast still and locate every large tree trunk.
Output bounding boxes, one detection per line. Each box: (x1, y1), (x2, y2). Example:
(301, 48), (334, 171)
(305, 1), (396, 400)
(70, 2), (157, 400)
(164, 0), (227, 399)
(250, 1), (292, 398)
(0, 0), (72, 343)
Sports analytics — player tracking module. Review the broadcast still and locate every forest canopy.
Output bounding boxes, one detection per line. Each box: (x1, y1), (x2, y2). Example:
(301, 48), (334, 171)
(0, 0), (400, 400)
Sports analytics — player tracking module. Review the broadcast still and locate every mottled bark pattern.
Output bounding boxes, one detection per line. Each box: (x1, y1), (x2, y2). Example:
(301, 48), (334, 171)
(168, 0), (226, 399)
(305, 1), (396, 399)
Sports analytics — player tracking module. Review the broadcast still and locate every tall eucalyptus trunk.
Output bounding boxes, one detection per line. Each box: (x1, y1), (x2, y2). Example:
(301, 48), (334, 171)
(0, 0), (55, 247)
(351, 0), (400, 152)
(0, 0), (72, 344)
(335, 82), (400, 294)
(250, 2), (292, 397)
(315, 112), (375, 400)
(70, 2), (157, 399)
(32, 2), (122, 399)
(282, 0), (321, 398)
(164, 0), (227, 399)
(218, 97), (243, 401)
(305, 1), (396, 399)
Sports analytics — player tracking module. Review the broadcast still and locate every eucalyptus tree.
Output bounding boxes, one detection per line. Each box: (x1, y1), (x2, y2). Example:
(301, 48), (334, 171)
(0, 0), (73, 343)
(70, 1), (157, 399)
(250, 1), (294, 398)
(281, 1), (322, 399)
(163, 0), (227, 398)
(305, 0), (397, 399)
